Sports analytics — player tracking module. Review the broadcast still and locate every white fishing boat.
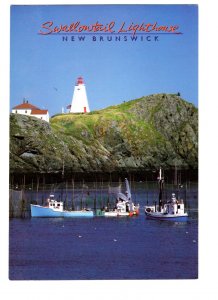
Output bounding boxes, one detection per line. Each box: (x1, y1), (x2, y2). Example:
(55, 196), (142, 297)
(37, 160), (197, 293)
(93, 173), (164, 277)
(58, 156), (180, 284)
(104, 178), (139, 217)
(31, 194), (94, 218)
(145, 168), (188, 221)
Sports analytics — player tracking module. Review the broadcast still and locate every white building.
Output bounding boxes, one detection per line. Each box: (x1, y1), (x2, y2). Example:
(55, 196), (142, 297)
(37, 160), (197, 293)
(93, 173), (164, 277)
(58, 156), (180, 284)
(70, 76), (90, 113)
(12, 100), (49, 122)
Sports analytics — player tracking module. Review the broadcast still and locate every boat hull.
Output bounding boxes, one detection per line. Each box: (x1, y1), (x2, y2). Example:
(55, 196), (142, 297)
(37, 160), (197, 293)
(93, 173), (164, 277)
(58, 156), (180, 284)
(145, 211), (188, 222)
(104, 211), (118, 217)
(104, 211), (139, 217)
(31, 205), (94, 218)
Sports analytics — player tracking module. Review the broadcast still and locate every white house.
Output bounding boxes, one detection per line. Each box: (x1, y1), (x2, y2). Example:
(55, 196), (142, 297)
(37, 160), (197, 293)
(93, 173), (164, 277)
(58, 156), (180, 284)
(12, 100), (50, 122)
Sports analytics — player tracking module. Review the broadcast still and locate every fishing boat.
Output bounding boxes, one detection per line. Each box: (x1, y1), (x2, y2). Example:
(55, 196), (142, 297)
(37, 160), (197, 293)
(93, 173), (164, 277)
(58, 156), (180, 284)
(145, 168), (188, 221)
(31, 195), (94, 218)
(104, 178), (139, 217)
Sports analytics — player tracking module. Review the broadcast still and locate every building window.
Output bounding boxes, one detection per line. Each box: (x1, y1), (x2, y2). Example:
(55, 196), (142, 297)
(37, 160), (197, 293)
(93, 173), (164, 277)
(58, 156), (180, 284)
(15, 110), (17, 113)
(25, 110), (27, 113)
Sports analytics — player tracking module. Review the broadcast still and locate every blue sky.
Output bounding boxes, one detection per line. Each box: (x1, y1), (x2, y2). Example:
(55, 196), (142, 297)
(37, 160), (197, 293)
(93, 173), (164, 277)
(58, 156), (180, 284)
(10, 5), (198, 116)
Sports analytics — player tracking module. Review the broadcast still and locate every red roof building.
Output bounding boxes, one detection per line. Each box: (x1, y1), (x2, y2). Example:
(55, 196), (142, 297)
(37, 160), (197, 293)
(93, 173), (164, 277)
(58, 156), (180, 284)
(12, 99), (49, 122)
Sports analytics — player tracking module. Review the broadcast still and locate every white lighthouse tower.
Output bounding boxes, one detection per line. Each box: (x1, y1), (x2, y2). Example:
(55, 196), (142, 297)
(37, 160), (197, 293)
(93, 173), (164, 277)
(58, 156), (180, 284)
(70, 76), (90, 113)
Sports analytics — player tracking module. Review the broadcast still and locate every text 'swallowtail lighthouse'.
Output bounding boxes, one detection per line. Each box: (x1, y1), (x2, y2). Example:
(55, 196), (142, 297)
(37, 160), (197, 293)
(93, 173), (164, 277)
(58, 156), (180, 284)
(70, 76), (90, 113)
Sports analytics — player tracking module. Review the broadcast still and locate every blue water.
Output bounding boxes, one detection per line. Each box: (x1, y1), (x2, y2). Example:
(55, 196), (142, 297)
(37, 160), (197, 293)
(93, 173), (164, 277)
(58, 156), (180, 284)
(9, 211), (198, 280)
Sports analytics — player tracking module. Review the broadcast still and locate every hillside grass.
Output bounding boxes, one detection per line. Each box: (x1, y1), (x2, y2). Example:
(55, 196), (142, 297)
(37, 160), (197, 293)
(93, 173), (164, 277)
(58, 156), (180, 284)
(50, 97), (162, 151)
(50, 93), (197, 148)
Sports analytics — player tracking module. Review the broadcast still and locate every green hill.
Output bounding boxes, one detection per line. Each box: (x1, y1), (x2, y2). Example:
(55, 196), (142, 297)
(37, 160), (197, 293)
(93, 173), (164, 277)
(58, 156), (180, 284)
(10, 93), (198, 175)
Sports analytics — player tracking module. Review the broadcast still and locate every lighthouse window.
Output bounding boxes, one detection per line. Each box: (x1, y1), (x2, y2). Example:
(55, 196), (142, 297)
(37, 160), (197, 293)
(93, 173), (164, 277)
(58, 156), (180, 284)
(178, 205), (180, 209)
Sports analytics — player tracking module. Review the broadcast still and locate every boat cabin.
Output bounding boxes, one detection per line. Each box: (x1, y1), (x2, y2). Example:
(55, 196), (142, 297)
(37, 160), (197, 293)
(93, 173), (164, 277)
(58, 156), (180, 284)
(163, 194), (185, 215)
(48, 195), (64, 211)
(116, 200), (129, 213)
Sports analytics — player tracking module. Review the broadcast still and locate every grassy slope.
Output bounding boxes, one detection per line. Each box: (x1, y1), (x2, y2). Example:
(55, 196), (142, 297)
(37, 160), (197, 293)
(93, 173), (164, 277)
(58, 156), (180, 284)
(50, 95), (161, 146)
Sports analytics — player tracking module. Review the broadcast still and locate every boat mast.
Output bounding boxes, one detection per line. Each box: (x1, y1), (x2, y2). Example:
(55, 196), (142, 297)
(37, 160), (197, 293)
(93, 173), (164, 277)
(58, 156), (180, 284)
(158, 168), (164, 212)
(125, 178), (133, 211)
(125, 178), (131, 201)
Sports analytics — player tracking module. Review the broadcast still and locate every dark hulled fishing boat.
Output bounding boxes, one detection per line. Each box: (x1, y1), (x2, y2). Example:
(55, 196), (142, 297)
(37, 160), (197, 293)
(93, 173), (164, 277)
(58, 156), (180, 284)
(145, 168), (188, 221)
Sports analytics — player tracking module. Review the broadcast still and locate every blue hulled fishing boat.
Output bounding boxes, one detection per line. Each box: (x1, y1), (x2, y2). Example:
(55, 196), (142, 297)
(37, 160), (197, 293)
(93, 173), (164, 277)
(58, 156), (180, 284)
(31, 195), (94, 218)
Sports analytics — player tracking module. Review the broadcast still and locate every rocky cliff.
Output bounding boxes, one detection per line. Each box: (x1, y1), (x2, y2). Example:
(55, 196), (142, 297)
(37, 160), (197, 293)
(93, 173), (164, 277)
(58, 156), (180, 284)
(10, 93), (198, 175)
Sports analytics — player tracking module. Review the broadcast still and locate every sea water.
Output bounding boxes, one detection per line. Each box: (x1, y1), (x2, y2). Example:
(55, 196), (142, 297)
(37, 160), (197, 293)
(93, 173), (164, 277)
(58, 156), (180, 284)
(9, 183), (198, 280)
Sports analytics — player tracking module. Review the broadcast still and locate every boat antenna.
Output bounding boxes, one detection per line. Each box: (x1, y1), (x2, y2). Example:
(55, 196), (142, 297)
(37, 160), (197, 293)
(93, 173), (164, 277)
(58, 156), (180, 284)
(158, 168), (164, 212)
